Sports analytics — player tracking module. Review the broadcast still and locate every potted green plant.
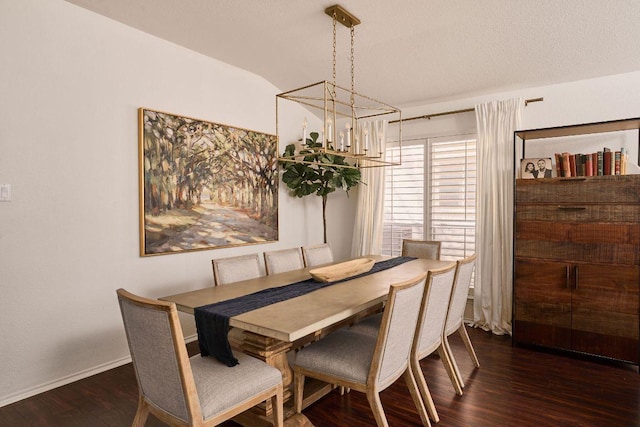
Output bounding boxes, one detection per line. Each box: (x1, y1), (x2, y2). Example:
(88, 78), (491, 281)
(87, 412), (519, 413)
(281, 132), (361, 243)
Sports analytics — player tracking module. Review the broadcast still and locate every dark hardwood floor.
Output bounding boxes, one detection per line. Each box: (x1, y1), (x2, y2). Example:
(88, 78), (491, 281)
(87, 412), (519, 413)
(1, 328), (638, 426)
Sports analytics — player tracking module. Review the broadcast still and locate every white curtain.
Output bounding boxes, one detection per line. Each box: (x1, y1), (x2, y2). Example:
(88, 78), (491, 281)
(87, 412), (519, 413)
(473, 98), (524, 335)
(351, 120), (387, 257)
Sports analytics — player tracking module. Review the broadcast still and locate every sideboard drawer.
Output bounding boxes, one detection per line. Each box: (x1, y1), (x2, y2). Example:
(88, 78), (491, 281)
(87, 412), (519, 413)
(516, 175), (640, 204)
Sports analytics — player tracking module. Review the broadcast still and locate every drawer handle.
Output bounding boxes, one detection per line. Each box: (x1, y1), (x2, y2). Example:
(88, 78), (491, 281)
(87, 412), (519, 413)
(558, 177), (587, 182)
(557, 206), (586, 211)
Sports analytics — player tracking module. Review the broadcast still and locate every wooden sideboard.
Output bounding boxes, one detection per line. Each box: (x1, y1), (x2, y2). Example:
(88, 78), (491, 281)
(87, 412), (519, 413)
(514, 174), (640, 363)
(513, 118), (640, 365)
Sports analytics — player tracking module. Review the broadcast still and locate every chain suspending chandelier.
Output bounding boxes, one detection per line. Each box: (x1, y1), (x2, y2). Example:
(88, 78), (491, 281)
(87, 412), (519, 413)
(276, 4), (402, 169)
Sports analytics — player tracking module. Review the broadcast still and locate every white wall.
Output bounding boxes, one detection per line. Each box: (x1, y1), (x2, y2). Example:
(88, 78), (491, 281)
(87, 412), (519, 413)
(0, 0), (356, 406)
(398, 70), (640, 147)
(2, 0), (639, 408)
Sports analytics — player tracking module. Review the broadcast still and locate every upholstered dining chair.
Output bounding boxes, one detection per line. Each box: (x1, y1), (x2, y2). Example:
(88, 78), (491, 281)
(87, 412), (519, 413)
(349, 264), (457, 423)
(211, 254), (264, 350)
(402, 239), (441, 260)
(264, 247), (304, 275)
(301, 243), (334, 267)
(293, 273), (431, 427)
(442, 254), (479, 395)
(410, 264), (458, 422)
(212, 253), (262, 286)
(116, 288), (283, 427)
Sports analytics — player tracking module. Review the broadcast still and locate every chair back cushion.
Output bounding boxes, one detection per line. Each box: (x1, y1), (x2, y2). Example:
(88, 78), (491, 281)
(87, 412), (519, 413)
(444, 254), (476, 336)
(416, 265), (457, 357)
(402, 239), (441, 260)
(373, 274), (427, 388)
(117, 291), (191, 422)
(213, 254), (262, 286)
(302, 243), (334, 267)
(264, 248), (304, 275)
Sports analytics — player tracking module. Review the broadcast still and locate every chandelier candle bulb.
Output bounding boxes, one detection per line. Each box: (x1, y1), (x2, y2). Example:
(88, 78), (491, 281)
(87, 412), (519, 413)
(302, 117), (307, 145)
(345, 122), (351, 149)
(327, 118), (332, 143)
(364, 128), (369, 151)
(340, 131), (345, 151)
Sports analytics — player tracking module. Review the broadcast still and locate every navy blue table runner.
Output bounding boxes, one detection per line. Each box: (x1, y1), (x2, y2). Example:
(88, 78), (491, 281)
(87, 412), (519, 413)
(194, 256), (416, 366)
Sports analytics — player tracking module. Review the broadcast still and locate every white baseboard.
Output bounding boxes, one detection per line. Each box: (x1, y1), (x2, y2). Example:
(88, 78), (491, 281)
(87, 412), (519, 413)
(0, 355), (131, 408)
(0, 333), (198, 408)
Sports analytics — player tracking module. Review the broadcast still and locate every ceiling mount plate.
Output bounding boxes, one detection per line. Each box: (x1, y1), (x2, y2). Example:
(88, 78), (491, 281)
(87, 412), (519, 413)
(324, 5), (361, 28)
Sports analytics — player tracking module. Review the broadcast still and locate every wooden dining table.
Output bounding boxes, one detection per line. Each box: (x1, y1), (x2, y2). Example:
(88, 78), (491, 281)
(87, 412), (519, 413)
(160, 256), (454, 427)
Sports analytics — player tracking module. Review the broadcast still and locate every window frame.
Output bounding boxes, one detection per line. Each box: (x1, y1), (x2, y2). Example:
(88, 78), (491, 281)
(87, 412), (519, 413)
(382, 133), (476, 263)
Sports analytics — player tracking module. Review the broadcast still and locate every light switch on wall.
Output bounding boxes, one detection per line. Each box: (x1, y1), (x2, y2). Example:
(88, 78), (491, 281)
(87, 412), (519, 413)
(0, 184), (12, 202)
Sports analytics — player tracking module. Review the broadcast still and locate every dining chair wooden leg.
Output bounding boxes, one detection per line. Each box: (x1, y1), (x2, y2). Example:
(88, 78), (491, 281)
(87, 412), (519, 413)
(459, 324), (480, 367)
(410, 356), (439, 423)
(404, 369), (431, 427)
(132, 394), (150, 427)
(366, 388), (389, 427)
(443, 335), (464, 390)
(294, 371), (305, 414)
(271, 384), (284, 427)
(439, 341), (464, 395)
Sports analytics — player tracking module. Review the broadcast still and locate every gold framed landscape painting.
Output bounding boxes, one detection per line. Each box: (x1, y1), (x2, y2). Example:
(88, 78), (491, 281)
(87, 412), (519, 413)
(139, 108), (278, 256)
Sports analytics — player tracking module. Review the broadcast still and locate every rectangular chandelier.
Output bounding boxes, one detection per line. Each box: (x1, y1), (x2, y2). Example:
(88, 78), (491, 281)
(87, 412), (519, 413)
(276, 5), (402, 169)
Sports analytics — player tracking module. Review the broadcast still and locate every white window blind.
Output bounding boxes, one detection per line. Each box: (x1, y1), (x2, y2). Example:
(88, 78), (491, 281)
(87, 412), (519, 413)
(382, 143), (424, 256)
(382, 135), (476, 263)
(430, 137), (476, 260)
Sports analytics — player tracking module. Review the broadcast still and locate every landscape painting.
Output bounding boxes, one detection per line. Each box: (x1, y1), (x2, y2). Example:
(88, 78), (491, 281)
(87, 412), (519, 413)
(139, 108), (278, 256)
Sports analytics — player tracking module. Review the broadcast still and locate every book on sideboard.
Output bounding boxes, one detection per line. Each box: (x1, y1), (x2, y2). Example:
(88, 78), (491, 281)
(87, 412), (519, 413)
(553, 148), (631, 177)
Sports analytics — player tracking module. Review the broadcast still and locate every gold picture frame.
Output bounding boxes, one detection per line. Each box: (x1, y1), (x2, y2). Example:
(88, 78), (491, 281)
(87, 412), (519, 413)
(138, 108), (278, 256)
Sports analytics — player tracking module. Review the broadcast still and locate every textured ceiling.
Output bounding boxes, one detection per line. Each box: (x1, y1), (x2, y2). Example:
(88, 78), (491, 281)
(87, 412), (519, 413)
(65, 0), (640, 108)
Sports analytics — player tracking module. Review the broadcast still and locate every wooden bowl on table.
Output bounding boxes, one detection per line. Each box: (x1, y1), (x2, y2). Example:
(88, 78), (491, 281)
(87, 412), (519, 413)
(309, 258), (375, 282)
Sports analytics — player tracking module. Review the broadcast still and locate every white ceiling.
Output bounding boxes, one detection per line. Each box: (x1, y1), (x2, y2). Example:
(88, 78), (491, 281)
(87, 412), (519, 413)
(65, 0), (640, 108)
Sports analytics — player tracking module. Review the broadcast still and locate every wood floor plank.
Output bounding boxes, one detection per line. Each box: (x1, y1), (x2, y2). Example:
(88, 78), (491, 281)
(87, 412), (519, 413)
(0, 328), (638, 426)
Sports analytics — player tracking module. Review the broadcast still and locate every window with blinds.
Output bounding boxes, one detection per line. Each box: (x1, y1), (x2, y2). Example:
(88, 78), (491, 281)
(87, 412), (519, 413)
(382, 135), (476, 263)
(382, 143), (424, 256)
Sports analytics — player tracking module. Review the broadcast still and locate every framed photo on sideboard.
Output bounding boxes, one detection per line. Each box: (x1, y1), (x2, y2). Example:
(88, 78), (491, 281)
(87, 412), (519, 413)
(521, 157), (553, 179)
